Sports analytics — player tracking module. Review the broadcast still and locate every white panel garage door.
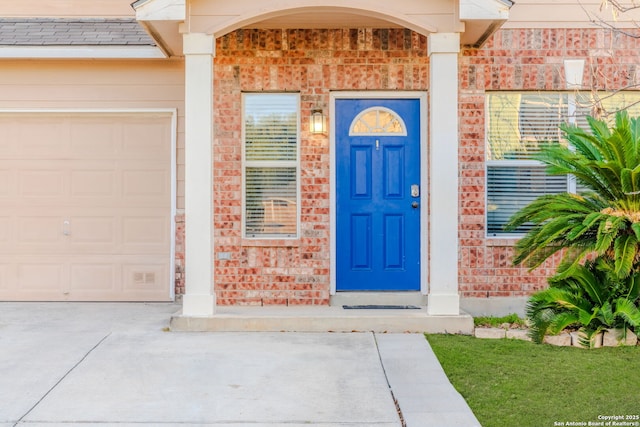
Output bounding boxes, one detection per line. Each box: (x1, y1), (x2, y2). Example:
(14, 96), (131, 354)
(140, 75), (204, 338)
(0, 112), (173, 301)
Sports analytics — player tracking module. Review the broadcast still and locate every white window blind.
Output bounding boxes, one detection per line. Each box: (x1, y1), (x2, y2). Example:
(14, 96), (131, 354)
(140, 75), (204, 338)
(486, 93), (569, 162)
(486, 91), (640, 236)
(486, 164), (569, 234)
(243, 93), (299, 238)
(486, 93), (571, 235)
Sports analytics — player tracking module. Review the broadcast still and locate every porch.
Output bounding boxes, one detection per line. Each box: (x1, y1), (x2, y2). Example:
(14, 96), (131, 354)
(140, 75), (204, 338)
(170, 293), (474, 333)
(131, 0), (513, 322)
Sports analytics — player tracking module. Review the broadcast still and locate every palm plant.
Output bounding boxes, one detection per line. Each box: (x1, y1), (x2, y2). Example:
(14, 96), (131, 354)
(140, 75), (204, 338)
(526, 257), (640, 345)
(506, 111), (640, 280)
(506, 111), (640, 344)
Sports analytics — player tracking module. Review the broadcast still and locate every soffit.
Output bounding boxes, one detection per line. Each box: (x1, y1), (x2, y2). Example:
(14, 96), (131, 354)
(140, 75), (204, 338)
(244, 12), (402, 30)
(133, 0), (513, 56)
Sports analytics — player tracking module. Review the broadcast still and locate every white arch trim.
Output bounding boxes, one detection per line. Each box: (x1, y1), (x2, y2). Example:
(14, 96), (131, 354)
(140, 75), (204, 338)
(134, 0), (512, 53)
(203, 4), (439, 38)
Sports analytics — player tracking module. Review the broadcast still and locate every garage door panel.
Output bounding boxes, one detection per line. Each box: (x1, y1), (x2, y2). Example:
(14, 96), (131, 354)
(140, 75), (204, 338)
(68, 216), (116, 246)
(17, 262), (65, 292)
(123, 216), (169, 248)
(70, 263), (117, 292)
(65, 259), (169, 301)
(0, 217), (10, 244)
(122, 169), (170, 203)
(122, 119), (171, 160)
(0, 169), (11, 196)
(0, 118), (20, 157)
(123, 262), (169, 296)
(19, 169), (66, 199)
(18, 216), (66, 246)
(0, 112), (173, 302)
(0, 263), (10, 291)
(71, 169), (117, 199)
(18, 118), (71, 159)
(70, 120), (120, 159)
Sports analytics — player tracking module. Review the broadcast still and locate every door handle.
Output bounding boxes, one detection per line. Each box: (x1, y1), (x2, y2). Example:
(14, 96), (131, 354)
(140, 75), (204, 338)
(411, 201), (419, 209)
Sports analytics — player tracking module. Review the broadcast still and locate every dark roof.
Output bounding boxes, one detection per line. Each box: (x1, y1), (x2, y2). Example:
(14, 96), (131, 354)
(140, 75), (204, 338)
(130, 0), (151, 9)
(0, 18), (155, 46)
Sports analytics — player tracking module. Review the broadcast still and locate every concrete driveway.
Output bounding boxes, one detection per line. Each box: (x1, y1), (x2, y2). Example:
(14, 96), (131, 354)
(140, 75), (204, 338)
(0, 303), (480, 427)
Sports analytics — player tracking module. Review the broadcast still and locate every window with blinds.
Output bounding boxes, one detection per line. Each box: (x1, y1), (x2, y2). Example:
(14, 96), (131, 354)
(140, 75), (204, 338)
(243, 93), (299, 238)
(486, 91), (640, 236)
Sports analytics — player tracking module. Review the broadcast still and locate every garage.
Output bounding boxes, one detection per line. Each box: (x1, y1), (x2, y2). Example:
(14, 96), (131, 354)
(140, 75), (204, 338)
(0, 111), (174, 301)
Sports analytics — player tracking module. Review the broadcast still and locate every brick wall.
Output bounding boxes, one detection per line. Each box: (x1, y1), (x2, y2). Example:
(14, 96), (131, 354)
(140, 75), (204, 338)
(211, 28), (429, 305)
(174, 26), (640, 304)
(458, 27), (640, 298)
(174, 214), (185, 295)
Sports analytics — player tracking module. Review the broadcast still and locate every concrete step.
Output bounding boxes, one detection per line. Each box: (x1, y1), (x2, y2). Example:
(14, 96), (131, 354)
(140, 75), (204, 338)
(170, 305), (474, 334)
(330, 291), (427, 307)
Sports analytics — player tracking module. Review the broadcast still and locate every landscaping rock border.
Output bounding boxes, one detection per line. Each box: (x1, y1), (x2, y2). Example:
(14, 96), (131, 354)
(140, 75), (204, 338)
(474, 327), (639, 347)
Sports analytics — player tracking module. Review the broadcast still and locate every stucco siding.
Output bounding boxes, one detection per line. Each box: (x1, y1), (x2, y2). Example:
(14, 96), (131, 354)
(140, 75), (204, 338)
(0, 0), (136, 18)
(505, 0), (640, 28)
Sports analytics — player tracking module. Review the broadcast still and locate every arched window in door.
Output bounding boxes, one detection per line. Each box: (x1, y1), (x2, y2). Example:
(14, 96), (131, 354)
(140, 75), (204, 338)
(349, 106), (407, 136)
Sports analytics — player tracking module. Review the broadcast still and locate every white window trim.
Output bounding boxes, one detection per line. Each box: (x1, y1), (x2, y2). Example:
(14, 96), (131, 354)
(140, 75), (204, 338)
(486, 90), (640, 238)
(241, 92), (301, 239)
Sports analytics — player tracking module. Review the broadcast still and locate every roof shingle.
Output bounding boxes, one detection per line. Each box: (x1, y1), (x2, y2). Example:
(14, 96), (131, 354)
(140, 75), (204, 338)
(0, 18), (156, 46)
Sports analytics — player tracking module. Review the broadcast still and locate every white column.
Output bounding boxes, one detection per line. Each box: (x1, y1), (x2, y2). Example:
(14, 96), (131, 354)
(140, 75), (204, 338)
(427, 33), (461, 315)
(182, 33), (215, 316)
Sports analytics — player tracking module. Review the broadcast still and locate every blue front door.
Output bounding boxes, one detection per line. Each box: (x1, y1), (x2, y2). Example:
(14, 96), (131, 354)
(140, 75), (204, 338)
(336, 98), (421, 291)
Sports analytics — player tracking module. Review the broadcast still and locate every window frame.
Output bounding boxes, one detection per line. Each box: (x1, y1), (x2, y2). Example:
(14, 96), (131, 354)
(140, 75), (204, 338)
(485, 90), (640, 238)
(485, 91), (578, 238)
(348, 106), (408, 136)
(241, 92), (301, 240)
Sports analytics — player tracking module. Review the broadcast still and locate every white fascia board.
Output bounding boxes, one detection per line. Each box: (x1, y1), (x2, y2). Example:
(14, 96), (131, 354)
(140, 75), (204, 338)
(133, 0), (185, 21)
(0, 46), (167, 59)
(459, 0), (511, 20)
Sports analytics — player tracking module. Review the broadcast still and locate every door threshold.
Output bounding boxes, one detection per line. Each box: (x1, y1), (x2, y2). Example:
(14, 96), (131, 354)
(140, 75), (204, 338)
(330, 292), (426, 307)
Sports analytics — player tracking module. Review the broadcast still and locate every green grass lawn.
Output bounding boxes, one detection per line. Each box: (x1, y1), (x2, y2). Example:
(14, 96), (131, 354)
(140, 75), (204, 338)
(473, 313), (527, 329)
(426, 334), (640, 427)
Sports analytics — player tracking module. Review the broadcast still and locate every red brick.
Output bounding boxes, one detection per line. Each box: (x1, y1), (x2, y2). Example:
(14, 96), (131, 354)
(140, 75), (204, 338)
(172, 27), (640, 304)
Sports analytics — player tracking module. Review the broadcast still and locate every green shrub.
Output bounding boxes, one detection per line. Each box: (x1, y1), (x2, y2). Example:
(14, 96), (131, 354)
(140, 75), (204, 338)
(507, 111), (640, 344)
(526, 257), (640, 345)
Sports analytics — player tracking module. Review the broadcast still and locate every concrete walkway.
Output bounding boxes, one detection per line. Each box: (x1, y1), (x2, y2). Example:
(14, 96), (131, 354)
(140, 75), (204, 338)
(0, 303), (480, 427)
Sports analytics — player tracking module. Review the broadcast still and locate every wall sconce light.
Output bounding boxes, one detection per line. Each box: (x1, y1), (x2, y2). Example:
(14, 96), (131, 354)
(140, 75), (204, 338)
(564, 59), (585, 89)
(310, 109), (327, 134)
